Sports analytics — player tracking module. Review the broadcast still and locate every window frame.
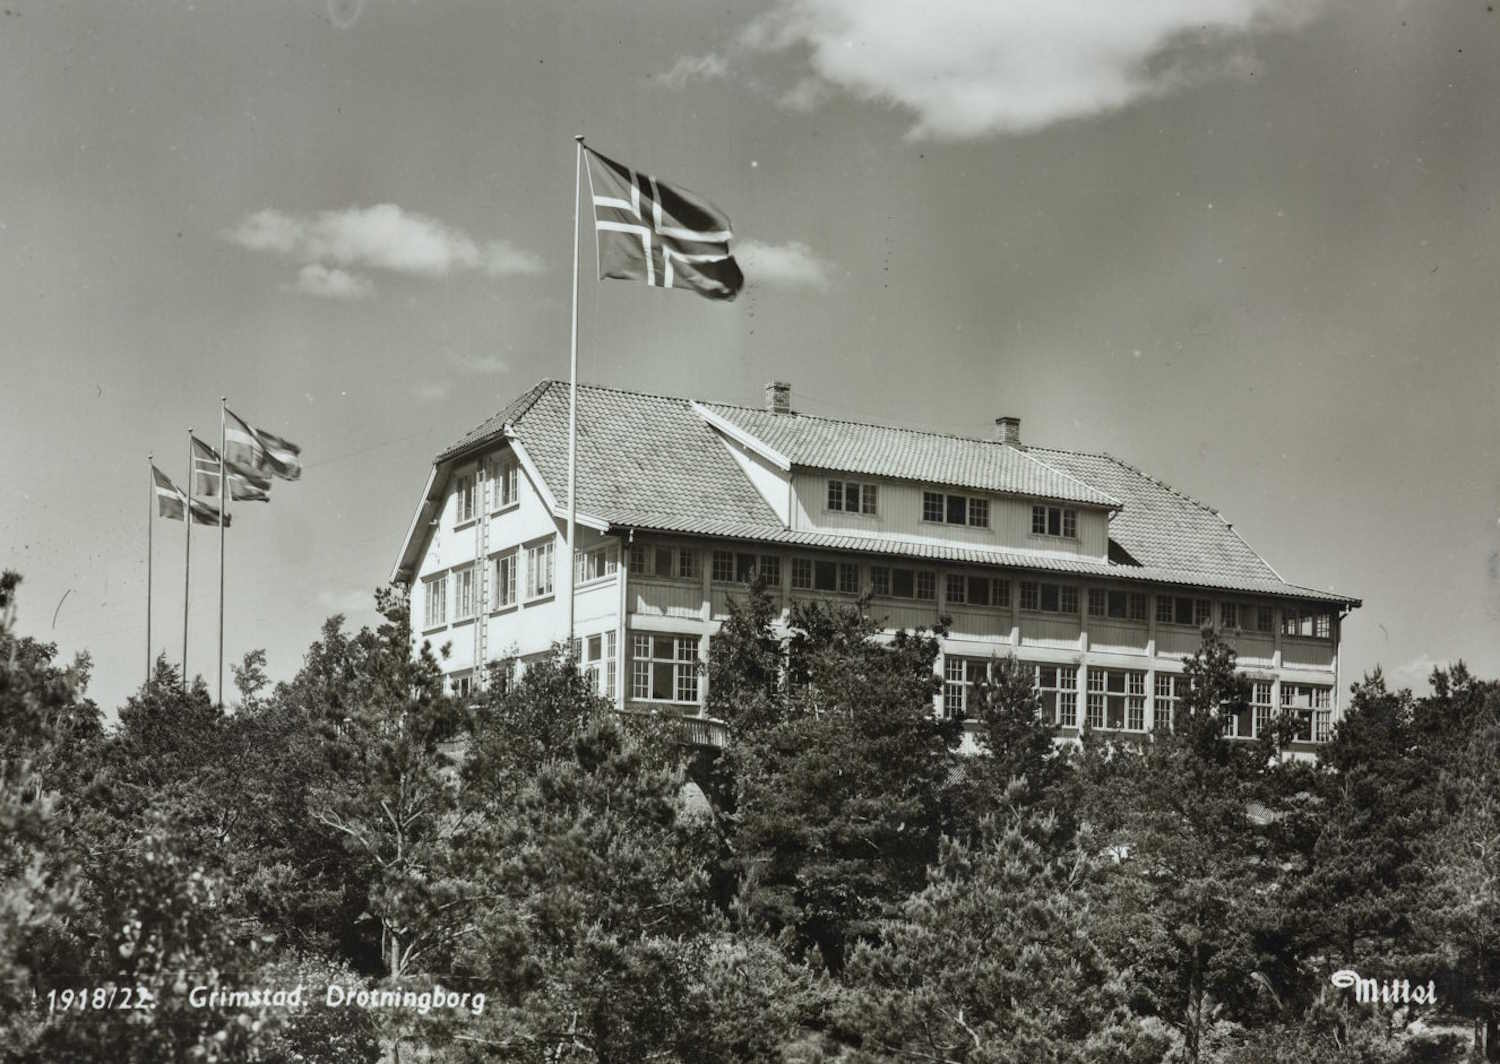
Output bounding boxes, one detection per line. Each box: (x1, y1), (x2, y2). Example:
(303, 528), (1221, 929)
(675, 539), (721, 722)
(524, 538), (556, 601)
(491, 550), (517, 610)
(454, 473), (477, 525)
(452, 564), (476, 621)
(422, 572), (448, 631)
(826, 478), (879, 517)
(1030, 504), (1078, 540)
(629, 633), (700, 705)
(574, 544), (619, 587)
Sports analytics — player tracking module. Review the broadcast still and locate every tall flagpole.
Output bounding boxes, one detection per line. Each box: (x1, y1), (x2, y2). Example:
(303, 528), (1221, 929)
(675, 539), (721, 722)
(218, 397), (227, 707)
(183, 427), (193, 691)
(566, 134), (583, 651)
(146, 453), (153, 686)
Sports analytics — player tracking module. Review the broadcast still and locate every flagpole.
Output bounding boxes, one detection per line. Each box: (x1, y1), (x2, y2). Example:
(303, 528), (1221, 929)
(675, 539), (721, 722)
(566, 133), (583, 651)
(183, 428), (193, 692)
(146, 453), (153, 687)
(218, 397), (227, 707)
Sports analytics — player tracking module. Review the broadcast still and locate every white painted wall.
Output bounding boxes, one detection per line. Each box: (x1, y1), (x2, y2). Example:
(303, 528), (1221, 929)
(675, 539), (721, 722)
(789, 472), (1111, 558)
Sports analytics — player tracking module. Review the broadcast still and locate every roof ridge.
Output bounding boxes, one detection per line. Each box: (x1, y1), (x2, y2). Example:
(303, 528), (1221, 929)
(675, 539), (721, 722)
(705, 398), (1051, 450)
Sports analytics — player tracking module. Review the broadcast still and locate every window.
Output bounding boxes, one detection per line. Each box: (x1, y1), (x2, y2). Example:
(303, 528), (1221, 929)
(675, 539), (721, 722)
(1252, 681), (1273, 738)
(1087, 669), (1145, 731)
(1093, 587), (1144, 619)
(870, 565), (935, 600)
(1221, 602), (1239, 630)
(422, 574), (447, 629)
(1255, 605), (1274, 633)
(584, 631), (618, 699)
(943, 656), (990, 718)
(993, 577), (1010, 608)
(839, 562), (858, 594)
(946, 574), (966, 605)
(492, 552), (516, 608)
(1031, 505), (1077, 539)
(450, 670), (474, 699)
(629, 544), (693, 580)
(454, 474), (476, 524)
(1281, 684), (1331, 743)
(1223, 688), (1253, 739)
(1020, 581), (1078, 615)
(492, 458), (519, 509)
(1154, 674), (1179, 731)
(923, 491), (990, 528)
(453, 565), (475, 620)
(630, 634), (699, 703)
(727, 552), (781, 586)
(947, 573), (998, 607)
(1281, 608), (1333, 640)
(827, 479), (879, 515)
(1163, 596), (1212, 626)
(792, 558), (813, 590)
(1035, 665), (1077, 728)
(525, 539), (555, 599)
(574, 545), (618, 585)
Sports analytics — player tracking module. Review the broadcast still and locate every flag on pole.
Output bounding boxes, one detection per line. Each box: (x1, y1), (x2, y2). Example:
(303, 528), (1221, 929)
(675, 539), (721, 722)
(152, 465), (229, 526)
(583, 147), (744, 301)
(225, 408), (303, 481)
(192, 436), (270, 502)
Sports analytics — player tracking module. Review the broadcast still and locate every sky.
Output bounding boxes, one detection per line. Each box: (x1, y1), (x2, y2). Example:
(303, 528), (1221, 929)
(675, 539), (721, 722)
(2, 0), (1497, 713)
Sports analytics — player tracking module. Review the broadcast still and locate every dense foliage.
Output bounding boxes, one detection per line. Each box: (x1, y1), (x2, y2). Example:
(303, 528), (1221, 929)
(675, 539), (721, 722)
(2, 569), (1497, 1061)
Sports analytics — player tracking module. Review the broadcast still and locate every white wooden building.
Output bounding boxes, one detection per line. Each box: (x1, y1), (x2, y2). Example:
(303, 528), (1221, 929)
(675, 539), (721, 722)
(392, 380), (1359, 751)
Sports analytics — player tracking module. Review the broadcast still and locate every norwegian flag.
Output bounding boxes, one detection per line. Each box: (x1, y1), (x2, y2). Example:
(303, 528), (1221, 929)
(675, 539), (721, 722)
(152, 464), (228, 526)
(584, 147), (744, 301)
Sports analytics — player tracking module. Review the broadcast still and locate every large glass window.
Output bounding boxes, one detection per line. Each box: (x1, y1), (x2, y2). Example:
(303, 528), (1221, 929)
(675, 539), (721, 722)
(1035, 665), (1077, 728)
(584, 631), (618, 699)
(1087, 669), (1145, 731)
(1153, 673), (1179, 731)
(942, 656), (991, 719)
(630, 634), (700, 703)
(1281, 684), (1331, 743)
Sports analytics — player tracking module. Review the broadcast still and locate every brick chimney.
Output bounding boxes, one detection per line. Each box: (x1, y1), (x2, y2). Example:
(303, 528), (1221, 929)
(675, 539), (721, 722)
(765, 381), (792, 415)
(995, 416), (1021, 447)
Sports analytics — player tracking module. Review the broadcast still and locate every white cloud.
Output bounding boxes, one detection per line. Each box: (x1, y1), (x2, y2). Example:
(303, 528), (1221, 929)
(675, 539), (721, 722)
(224, 204), (544, 289)
(660, 52), (730, 89)
(1387, 654), (1443, 694)
(290, 263), (373, 300)
(737, 239), (834, 290)
(706, 0), (1323, 139)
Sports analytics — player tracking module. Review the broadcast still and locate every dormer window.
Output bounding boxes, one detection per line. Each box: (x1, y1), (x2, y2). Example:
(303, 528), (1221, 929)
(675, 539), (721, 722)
(827, 479), (878, 515)
(1031, 505), (1076, 539)
(922, 491), (990, 528)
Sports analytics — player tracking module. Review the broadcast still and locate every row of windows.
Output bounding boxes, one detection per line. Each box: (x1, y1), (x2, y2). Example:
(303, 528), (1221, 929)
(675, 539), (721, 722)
(451, 457), (521, 525)
(941, 658), (1331, 741)
(628, 543), (1334, 633)
(922, 490), (990, 528)
(425, 538), (614, 628)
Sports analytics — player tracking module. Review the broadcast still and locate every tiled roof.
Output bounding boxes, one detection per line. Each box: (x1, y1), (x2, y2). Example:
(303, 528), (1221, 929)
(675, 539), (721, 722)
(418, 380), (1358, 606)
(699, 403), (1121, 509)
(452, 381), (784, 531)
(601, 519), (1355, 604)
(1027, 447), (1282, 583)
